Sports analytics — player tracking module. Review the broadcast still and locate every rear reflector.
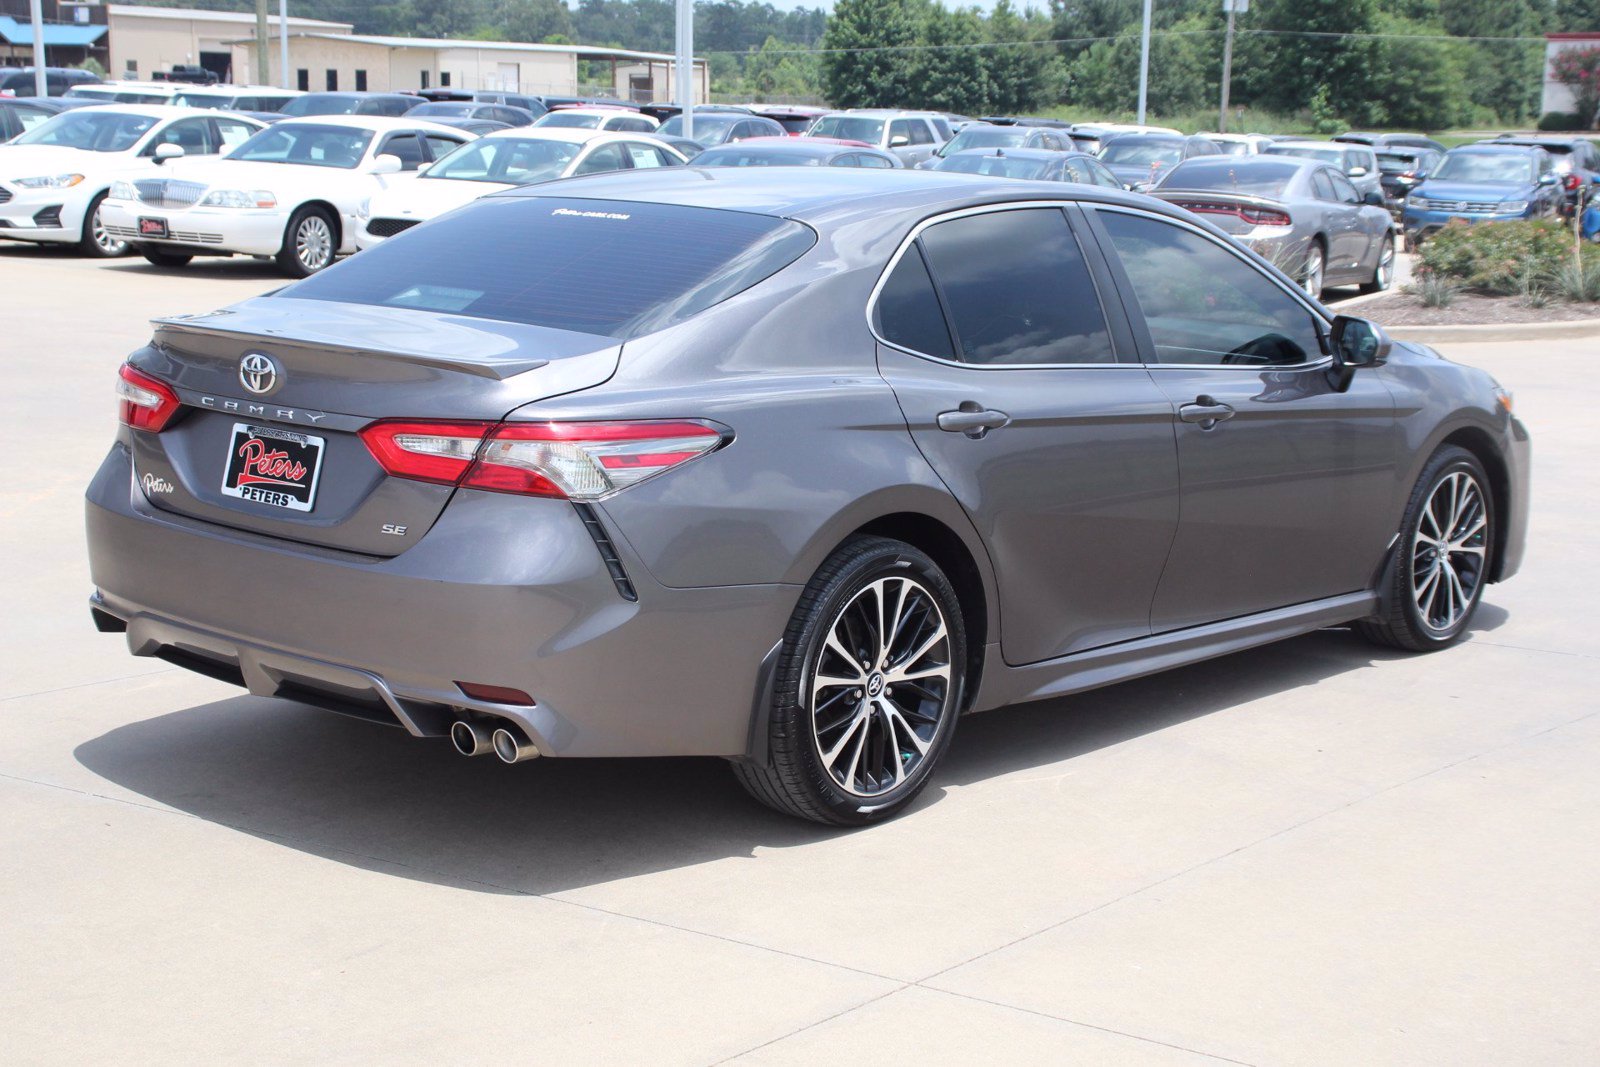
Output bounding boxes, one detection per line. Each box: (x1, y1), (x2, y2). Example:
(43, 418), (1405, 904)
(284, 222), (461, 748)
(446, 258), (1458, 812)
(359, 418), (727, 501)
(116, 364), (181, 433)
(455, 682), (536, 706)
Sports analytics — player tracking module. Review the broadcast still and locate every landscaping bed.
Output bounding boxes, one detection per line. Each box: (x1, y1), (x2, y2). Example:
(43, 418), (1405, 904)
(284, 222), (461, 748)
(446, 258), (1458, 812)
(1357, 291), (1600, 326)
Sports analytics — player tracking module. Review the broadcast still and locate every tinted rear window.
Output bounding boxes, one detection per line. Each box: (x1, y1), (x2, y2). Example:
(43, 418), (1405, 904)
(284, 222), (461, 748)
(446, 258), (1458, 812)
(286, 196), (816, 340)
(1159, 159), (1302, 197)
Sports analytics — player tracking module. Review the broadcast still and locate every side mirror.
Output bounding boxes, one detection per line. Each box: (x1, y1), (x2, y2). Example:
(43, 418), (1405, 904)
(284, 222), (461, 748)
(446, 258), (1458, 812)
(1363, 189), (1385, 207)
(1348, 165), (1368, 177)
(888, 135), (910, 148)
(369, 153), (403, 175)
(1538, 173), (1558, 186)
(152, 143), (184, 164)
(1330, 314), (1391, 370)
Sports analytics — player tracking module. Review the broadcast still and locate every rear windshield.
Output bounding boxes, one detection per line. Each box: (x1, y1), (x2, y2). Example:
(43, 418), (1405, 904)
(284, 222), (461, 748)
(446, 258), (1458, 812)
(696, 146), (825, 167)
(1376, 152), (1422, 173)
(809, 116), (885, 144)
(1159, 159), (1301, 197)
(280, 94), (359, 117)
(936, 154), (1053, 179)
(285, 196), (817, 340)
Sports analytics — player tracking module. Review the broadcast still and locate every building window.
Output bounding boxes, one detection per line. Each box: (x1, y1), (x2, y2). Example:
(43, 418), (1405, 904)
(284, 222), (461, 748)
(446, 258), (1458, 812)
(355, 70), (368, 91)
(441, 71), (451, 87)
(126, 60), (138, 73)
(296, 68), (308, 91)
(325, 69), (338, 91)
(420, 70), (429, 89)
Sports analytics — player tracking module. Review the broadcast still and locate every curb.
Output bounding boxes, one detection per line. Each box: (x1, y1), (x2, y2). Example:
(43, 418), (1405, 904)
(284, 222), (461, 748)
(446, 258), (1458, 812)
(1384, 317), (1600, 344)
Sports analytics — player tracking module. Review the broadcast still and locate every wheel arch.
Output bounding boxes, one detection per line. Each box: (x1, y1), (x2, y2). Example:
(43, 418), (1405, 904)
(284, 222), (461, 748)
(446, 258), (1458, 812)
(851, 511), (990, 710)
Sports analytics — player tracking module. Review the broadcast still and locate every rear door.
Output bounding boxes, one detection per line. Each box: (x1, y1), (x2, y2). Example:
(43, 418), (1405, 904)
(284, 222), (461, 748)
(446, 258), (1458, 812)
(873, 203), (1180, 663)
(1085, 205), (1400, 631)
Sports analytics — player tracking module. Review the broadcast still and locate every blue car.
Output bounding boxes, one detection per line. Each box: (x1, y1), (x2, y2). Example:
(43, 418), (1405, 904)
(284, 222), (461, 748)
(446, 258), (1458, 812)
(1402, 144), (1563, 248)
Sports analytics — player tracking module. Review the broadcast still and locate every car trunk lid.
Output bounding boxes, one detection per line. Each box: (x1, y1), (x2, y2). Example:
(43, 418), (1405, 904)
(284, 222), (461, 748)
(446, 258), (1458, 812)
(129, 296), (620, 556)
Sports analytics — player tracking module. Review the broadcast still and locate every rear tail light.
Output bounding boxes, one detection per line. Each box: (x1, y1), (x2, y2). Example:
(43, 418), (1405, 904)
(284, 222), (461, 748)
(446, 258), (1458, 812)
(360, 418), (726, 500)
(116, 364), (181, 433)
(1240, 206), (1292, 227)
(1171, 200), (1291, 228)
(358, 420), (491, 485)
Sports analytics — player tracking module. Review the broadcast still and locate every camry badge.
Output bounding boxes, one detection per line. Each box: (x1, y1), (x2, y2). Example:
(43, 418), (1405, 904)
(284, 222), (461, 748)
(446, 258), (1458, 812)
(239, 352), (279, 396)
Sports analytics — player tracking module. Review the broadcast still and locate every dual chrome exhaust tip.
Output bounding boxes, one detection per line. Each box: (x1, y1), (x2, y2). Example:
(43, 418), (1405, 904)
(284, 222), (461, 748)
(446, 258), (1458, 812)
(449, 718), (538, 764)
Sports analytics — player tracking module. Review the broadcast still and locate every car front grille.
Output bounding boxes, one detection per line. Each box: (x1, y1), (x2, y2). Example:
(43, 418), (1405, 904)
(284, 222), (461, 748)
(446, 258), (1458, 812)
(366, 217), (420, 238)
(1416, 199), (1501, 213)
(133, 179), (208, 209)
(104, 223), (226, 244)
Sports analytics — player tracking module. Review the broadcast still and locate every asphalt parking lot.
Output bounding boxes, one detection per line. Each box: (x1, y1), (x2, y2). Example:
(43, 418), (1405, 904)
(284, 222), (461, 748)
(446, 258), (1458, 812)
(2, 242), (1593, 1065)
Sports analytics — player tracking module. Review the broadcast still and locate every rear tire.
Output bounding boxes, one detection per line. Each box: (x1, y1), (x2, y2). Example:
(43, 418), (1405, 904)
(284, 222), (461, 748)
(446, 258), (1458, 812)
(77, 192), (127, 258)
(138, 247), (193, 268)
(1360, 235), (1395, 294)
(732, 536), (966, 826)
(1358, 446), (1494, 652)
(276, 205), (337, 278)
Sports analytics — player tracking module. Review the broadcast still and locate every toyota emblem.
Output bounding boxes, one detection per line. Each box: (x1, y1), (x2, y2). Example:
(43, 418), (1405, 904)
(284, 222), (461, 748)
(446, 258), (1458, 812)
(239, 352), (279, 395)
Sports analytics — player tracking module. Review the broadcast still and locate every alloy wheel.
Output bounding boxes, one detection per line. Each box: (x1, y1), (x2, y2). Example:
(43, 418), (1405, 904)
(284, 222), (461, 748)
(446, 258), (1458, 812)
(296, 216), (333, 272)
(1411, 470), (1489, 634)
(809, 576), (952, 798)
(1302, 245), (1325, 296)
(92, 208), (127, 256)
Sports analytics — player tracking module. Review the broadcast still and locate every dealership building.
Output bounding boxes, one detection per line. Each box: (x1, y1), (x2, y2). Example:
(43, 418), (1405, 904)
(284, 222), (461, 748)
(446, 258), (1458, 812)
(0, 3), (707, 103)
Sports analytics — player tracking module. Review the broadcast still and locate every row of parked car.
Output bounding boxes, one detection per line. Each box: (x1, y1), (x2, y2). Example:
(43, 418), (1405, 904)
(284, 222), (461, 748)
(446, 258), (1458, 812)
(1, 84), (1596, 292)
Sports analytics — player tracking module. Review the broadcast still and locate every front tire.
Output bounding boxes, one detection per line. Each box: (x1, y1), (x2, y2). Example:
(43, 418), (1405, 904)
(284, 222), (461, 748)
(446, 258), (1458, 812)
(1301, 240), (1326, 298)
(733, 536), (966, 826)
(1358, 446), (1494, 652)
(277, 205), (337, 277)
(1360, 235), (1395, 294)
(78, 192), (128, 257)
(137, 247), (193, 268)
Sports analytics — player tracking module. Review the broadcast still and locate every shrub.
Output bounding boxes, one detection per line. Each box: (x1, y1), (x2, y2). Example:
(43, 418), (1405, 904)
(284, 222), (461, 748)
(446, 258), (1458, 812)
(1553, 258), (1600, 303)
(1406, 272), (1459, 308)
(1538, 111), (1586, 132)
(1418, 219), (1581, 296)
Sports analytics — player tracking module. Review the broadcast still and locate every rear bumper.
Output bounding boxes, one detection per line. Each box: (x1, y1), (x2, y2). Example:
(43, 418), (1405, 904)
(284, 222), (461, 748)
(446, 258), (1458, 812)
(86, 443), (797, 757)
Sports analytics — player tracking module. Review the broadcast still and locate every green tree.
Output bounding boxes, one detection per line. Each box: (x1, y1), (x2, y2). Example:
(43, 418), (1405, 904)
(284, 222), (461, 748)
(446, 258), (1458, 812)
(1067, 11), (1216, 115)
(986, 0), (1059, 113)
(820, 0), (929, 108)
(910, 4), (994, 114)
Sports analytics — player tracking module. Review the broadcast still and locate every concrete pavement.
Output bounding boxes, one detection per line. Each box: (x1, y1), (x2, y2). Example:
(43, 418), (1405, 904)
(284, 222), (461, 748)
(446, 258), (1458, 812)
(2, 243), (1594, 1065)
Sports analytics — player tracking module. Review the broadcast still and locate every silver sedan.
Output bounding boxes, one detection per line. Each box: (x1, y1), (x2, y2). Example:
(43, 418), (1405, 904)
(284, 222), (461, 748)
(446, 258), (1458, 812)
(1152, 155), (1397, 297)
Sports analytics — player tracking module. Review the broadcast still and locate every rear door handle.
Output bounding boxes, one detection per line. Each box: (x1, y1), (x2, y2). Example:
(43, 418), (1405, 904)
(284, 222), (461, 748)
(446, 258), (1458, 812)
(1178, 395), (1235, 429)
(937, 404), (1010, 438)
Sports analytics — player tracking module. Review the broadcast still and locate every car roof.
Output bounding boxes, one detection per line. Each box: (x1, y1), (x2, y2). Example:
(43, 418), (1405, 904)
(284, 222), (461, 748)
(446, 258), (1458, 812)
(480, 126), (638, 145)
(1271, 140), (1358, 150)
(547, 106), (642, 118)
(700, 139), (852, 156)
(1172, 155), (1320, 172)
(38, 103), (204, 120)
(495, 166), (1178, 228)
(1449, 143), (1544, 156)
(945, 147), (1069, 161)
(1104, 132), (1187, 144)
(274, 114), (468, 135)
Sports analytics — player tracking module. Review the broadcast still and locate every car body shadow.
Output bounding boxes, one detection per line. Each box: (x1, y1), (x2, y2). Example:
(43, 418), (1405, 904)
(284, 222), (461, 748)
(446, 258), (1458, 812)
(74, 619), (1503, 898)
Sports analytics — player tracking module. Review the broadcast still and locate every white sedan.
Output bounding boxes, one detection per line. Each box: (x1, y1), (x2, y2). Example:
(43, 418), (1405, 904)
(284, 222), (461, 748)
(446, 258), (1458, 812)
(531, 107), (660, 134)
(356, 128), (687, 250)
(0, 105), (264, 256)
(100, 115), (474, 276)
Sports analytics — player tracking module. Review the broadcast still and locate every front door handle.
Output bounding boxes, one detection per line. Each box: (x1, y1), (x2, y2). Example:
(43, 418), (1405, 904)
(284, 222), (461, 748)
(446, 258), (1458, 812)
(1178, 395), (1235, 430)
(937, 402), (1011, 439)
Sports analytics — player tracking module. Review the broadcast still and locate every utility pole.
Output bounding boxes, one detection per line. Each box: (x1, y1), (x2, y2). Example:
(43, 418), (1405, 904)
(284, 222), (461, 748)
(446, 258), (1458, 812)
(1136, 0), (1153, 125)
(675, 0), (694, 140)
(254, 0), (270, 85)
(279, 0), (291, 90)
(29, 0), (46, 98)
(1219, 0), (1245, 133)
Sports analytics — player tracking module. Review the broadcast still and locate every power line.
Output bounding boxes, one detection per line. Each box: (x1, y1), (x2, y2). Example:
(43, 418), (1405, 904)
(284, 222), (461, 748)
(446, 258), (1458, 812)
(703, 25), (1551, 57)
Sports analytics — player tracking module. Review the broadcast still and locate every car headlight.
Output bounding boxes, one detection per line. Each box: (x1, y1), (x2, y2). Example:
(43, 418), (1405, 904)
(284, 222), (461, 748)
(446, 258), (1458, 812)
(14, 173), (84, 189)
(1494, 200), (1528, 214)
(109, 180), (138, 201)
(197, 189), (278, 209)
(1407, 197), (1431, 210)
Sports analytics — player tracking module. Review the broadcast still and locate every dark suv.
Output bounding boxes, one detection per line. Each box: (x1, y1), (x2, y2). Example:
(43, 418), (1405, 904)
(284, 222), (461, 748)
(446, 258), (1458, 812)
(0, 67), (101, 97)
(1480, 135), (1600, 214)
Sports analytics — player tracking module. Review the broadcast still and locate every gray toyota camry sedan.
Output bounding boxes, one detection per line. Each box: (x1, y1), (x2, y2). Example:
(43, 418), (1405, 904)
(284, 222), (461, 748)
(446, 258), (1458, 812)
(87, 169), (1530, 825)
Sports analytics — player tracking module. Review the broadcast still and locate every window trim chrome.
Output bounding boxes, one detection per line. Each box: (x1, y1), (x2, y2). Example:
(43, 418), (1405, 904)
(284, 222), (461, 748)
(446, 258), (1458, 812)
(864, 199), (1132, 372)
(1088, 202), (1337, 372)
